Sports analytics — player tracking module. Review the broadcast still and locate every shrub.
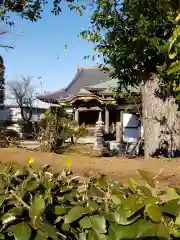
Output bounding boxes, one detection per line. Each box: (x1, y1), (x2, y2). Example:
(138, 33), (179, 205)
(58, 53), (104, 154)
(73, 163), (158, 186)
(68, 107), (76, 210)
(73, 124), (88, 143)
(0, 164), (180, 239)
(37, 108), (75, 152)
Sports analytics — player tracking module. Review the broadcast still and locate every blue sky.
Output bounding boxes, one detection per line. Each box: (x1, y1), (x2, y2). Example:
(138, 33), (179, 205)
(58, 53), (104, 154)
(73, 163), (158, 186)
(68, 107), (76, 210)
(0, 2), (98, 94)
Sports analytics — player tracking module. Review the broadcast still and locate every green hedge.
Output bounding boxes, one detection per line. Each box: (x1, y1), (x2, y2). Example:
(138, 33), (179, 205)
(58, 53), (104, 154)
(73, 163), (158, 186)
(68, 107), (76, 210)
(0, 164), (179, 239)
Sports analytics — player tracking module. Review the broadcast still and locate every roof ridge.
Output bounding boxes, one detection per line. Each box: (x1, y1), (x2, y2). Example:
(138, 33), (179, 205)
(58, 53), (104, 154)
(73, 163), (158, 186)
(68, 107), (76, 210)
(47, 88), (65, 94)
(82, 66), (100, 70)
(65, 66), (111, 92)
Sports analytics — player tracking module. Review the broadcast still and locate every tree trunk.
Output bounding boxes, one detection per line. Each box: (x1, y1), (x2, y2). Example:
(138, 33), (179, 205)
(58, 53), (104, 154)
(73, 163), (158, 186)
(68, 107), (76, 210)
(141, 73), (180, 158)
(20, 107), (33, 123)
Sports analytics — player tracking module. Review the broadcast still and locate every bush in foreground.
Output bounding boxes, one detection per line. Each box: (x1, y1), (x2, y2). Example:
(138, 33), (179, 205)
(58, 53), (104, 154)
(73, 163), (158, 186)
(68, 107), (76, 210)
(0, 164), (180, 239)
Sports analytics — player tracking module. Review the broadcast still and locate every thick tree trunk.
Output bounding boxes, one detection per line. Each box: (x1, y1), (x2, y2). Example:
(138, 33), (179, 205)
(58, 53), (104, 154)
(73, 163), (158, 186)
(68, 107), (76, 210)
(20, 107), (33, 123)
(141, 73), (180, 158)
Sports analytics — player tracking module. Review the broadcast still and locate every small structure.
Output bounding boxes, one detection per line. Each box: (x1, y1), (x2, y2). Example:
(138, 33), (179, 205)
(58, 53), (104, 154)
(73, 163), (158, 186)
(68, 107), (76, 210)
(93, 112), (108, 155)
(38, 66), (141, 145)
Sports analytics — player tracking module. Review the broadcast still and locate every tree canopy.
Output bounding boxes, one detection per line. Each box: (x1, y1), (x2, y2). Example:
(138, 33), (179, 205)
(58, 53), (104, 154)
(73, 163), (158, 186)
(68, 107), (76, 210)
(1, 0), (85, 24)
(2, 0), (180, 90)
(81, 0), (180, 93)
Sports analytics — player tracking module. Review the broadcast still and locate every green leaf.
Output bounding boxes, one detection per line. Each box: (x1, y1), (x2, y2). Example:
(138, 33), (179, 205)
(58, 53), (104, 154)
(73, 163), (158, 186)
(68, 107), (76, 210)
(29, 195), (45, 226)
(111, 195), (121, 205)
(2, 212), (16, 225)
(54, 206), (69, 215)
(167, 64), (180, 75)
(175, 214), (180, 225)
(138, 170), (155, 188)
(156, 222), (169, 239)
(169, 52), (177, 59)
(34, 230), (47, 240)
(64, 206), (90, 224)
(96, 178), (108, 190)
(175, 13), (180, 22)
(88, 187), (105, 198)
(0, 233), (5, 239)
(0, 194), (9, 207)
(144, 196), (160, 205)
(101, 211), (140, 225)
(26, 181), (40, 191)
(89, 215), (106, 234)
(0, 178), (5, 190)
(123, 195), (145, 217)
(128, 178), (137, 193)
(61, 222), (70, 231)
(14, 223), (31, 240)
(109, 220), (160, 239)
(138, 186), (152, 197)
(87, 230), (109, 240)
(79, 216), (92, 229)
(172, 228), (180, 237)
(37, 222), (58, 239)
(145, 203), (162, 223)
(79, 232), (87, 240)
(161, 199), (180, 216)
(109, 223), (137, 239)
(167, 188), (180, 200)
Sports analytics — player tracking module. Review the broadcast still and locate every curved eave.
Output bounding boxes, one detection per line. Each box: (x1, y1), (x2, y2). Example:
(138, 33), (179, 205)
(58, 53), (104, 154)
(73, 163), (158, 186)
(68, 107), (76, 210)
(58, 94), (115, 105)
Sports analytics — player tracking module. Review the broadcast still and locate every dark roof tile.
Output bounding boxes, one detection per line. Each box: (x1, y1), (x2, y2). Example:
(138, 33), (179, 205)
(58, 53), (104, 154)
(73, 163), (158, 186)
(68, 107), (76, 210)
(38, 66), (112, 101)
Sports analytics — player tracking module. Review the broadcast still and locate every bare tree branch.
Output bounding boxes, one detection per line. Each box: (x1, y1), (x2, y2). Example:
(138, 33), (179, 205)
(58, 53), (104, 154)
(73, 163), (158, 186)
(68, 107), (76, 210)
(7, 76), (36, 123)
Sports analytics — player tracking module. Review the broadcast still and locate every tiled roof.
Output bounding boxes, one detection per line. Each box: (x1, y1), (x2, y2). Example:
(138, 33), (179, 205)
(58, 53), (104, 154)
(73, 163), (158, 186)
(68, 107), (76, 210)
(4, 98), (59, 109)
(86, 78), (140, 93)
(38, 66), (112, 101)
(86, 78), (119, 91)
(38, 88), (69, 101)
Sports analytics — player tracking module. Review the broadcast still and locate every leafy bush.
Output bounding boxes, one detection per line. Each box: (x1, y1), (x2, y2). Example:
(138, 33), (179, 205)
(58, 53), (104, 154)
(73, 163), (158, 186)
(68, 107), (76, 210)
(73, 124), (88, 143)
(37, 107), (76, 152)
(0, 164), (180, 239)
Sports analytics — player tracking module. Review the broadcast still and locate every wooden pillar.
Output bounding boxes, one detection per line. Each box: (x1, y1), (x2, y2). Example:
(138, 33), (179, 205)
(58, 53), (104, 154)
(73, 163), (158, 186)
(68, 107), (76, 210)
(74, 108), (79, 124)
(105, 108), (109, 133)
(116, 111), (123, 143)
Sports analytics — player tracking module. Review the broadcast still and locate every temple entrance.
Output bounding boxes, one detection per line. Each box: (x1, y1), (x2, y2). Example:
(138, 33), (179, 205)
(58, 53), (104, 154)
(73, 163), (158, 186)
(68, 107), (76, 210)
(79, 110), (99, 126)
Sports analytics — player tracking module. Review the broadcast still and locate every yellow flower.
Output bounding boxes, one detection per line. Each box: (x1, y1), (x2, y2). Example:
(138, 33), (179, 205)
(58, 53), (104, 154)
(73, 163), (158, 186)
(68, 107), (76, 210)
(65, 159), (72, 167)
(28, 156), (34, 166)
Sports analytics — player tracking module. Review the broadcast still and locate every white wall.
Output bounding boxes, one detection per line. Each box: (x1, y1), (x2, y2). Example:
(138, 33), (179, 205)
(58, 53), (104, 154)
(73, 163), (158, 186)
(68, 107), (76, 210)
(123, 113), (141, 142)
(0, 108), (9, 121)
(0, 107), (45, 122)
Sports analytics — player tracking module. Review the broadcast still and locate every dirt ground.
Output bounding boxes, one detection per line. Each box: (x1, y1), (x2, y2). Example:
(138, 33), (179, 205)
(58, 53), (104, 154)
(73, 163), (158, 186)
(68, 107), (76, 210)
(0, 146), (180, 189)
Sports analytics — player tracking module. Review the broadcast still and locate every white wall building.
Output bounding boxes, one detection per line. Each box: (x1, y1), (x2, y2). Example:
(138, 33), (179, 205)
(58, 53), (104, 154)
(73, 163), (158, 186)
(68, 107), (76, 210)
(0, 99), (59, 136)
(0, 99), (56, 123)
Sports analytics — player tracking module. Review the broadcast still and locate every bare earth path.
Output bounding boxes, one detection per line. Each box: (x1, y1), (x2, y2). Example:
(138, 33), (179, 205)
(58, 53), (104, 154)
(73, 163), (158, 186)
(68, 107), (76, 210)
(1, 147), (180, 188)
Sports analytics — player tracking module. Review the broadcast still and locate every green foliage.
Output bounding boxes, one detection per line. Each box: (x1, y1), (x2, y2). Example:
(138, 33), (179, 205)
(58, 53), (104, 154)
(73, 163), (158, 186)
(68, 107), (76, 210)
(167, 12), (180, 99)
(73, 124), (88, 142)
(38, 107), (76, 152)
(1, 0), (85, 24)
(38, 107), (87, 152)
(81, 0), (180, 92)
(0, 163), (180, 239)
